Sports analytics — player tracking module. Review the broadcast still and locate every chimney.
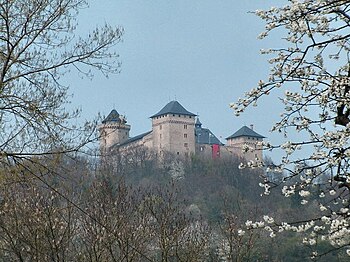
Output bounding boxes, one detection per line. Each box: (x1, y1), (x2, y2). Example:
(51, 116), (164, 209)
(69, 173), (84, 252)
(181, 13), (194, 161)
(250, 124), (254, 130)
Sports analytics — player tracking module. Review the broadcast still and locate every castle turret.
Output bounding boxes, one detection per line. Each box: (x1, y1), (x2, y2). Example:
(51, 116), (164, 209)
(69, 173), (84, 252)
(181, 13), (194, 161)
(194, 117), (222, 158)
(150, 101), (196, 157)
(99, 109), (130, 154)
(195, 118), (202, 129)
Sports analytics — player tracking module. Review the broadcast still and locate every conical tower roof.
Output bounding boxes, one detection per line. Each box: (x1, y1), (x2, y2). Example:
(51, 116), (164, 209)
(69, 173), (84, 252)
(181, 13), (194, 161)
(102, 109), (122, 124)
(195, 117), (202, 128)
(226, 125), (265, 140)
(150, 101), (196, 118)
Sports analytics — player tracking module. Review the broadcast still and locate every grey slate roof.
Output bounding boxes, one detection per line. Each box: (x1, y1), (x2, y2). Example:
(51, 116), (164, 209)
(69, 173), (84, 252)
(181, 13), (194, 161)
(113, 131), (152, 147)
(150, 101), (196, 118)
(226, 125), (265, 140)
(195, 118), (222, 145)
(195, 128), (222, 145)
(102, 109), (121, 124)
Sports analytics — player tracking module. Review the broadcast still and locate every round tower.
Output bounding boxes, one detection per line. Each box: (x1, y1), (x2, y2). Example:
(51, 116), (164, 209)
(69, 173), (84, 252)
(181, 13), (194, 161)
(99, 109), (130, 154)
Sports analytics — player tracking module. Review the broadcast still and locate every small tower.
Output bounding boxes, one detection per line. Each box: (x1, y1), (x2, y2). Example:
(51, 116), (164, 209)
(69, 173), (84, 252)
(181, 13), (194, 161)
(195, 118), (202, 130)
(150, 101), (196, 157)
(226, 125), (265, 161)
(99, 109), (130, 154)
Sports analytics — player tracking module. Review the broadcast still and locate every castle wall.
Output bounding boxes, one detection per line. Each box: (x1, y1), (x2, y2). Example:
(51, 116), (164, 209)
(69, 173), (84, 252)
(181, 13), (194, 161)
(143, 132), (153, 148)
(196, 144), (223, 158)
(226, 137), (263, 162)
(195, 144), (213, 158)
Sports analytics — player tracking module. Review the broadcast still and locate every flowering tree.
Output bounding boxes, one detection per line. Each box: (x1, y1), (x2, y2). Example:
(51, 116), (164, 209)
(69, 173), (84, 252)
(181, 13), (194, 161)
(231, 0), (350, 258)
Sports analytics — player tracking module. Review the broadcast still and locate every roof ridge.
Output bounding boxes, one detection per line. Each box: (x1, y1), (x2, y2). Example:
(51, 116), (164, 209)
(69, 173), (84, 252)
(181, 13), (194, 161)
(150, 100), (196, 118)
(226, 125), (265, 139)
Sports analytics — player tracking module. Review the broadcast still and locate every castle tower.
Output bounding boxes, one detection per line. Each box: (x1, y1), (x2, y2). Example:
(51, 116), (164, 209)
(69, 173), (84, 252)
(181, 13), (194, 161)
(99, 109), (130, 154)
(226, 125), (265, 162)
(150, 101), (196, 157)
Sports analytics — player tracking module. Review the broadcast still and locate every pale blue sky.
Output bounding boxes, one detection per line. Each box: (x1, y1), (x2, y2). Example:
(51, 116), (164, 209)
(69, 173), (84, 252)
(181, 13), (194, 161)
(68, 0), (285, 158)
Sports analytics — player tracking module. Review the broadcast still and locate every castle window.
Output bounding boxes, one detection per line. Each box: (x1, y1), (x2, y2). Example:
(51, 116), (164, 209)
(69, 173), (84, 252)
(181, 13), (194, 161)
(160, 125), (162, 130)
(160, 134), (162, 139)
(185, 152), (188, 157)
(178, 114), (181, 117)
(184, 143), (188, 147)
(173, 114), (175, 116)
(184, 124), (187, 129)
(184, 134), (187, 138)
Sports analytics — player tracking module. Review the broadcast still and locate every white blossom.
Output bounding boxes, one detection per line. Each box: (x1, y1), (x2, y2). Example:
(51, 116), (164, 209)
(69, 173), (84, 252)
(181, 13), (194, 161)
(319, 204), (327, 212)
(237, 229), (245, 236)
(232, 0), (350, 254)
(299, 190), (310, 197)
(301, 199), (308, 205)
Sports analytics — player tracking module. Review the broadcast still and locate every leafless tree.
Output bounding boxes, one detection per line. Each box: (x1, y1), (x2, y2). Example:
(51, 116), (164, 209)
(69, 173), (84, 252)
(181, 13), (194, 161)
(142, 182), (210, 261)
(0, 0), (123, 163)
(78, 179), (153, 261)
(0, 183), (79, 261)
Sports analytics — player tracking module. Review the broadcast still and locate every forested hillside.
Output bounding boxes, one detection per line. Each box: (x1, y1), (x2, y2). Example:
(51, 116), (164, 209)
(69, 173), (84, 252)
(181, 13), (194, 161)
(0, 152), (346, 261)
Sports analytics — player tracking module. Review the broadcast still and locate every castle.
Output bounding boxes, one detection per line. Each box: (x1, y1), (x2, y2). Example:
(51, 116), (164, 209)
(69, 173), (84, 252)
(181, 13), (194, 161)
(99, 100), (264, 162)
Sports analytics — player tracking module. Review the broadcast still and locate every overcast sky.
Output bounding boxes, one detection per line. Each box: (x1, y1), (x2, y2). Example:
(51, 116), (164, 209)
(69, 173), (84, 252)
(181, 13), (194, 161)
(68, 0), (286, 160)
